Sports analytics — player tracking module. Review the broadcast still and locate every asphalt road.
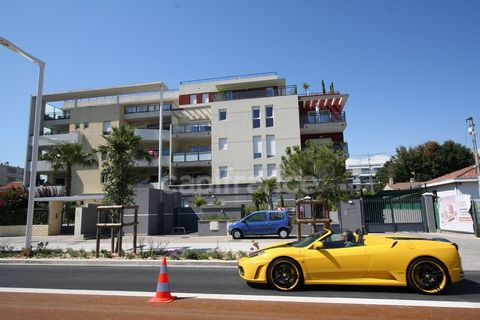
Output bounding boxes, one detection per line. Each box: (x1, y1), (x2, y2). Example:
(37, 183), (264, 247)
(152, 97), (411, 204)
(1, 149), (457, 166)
(1, 264), (479, 302)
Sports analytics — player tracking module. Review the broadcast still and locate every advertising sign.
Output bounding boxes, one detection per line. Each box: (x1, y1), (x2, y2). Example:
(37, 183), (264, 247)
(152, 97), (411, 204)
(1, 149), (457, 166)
(438, 195), (474, 233)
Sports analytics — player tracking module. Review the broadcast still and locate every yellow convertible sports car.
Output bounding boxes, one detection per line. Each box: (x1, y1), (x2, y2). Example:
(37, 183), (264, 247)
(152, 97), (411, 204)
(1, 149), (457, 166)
(237, 229), (463, 294)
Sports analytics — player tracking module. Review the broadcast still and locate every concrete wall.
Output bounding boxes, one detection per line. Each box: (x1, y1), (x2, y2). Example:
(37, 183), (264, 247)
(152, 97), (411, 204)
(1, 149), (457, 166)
(0, 225), (48, 237)
(48, 201), (63, 235)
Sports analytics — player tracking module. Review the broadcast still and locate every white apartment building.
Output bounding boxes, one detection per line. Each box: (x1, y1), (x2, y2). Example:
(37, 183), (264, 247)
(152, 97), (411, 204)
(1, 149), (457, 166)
(346, 154), (390, 191)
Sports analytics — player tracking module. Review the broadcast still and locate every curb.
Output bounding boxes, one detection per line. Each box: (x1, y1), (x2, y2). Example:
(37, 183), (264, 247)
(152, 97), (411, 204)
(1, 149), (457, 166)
(0, 258), (237, 267)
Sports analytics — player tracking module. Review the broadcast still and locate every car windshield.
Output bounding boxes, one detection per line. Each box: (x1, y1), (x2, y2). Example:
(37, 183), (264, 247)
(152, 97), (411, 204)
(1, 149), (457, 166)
(288, 230), (328, 247)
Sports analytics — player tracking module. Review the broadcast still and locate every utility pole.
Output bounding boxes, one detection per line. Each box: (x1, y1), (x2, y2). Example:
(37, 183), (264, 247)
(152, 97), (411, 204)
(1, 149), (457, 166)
(467, 117), (480, 198)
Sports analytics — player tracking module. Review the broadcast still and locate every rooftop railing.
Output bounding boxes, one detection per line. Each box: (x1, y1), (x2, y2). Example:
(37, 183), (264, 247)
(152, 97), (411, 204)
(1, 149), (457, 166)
(213, 85), (297, 102)
(180, 72), (277, 85)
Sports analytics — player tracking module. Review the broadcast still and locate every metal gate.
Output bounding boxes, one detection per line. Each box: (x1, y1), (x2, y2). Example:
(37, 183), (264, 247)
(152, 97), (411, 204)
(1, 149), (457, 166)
(362, 195), (427, 233)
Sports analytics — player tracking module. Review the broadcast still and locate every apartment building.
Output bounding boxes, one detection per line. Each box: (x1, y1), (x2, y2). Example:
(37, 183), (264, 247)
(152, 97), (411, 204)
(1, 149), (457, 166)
(25, 72), (350, 202)
(346, 154), (390, 191)
(0, 162), (24, 186)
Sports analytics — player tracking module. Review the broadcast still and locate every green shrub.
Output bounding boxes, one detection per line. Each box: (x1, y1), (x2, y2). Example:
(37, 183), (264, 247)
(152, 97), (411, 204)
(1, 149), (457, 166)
(192, 196), (208, 207)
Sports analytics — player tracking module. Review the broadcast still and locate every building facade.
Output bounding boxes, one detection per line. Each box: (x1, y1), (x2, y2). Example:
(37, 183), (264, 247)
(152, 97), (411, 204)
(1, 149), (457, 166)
(25, 72), (350, 203)
(0, 162), (24, 186)
(346, 154), (389, 191)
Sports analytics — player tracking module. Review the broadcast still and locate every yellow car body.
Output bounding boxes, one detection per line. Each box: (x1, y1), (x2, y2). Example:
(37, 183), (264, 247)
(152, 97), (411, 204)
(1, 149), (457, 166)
(238, 229), (463, 294)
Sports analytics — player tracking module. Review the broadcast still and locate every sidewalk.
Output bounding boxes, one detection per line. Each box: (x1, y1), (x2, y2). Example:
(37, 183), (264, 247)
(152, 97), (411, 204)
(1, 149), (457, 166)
(1, 231), (479, 270)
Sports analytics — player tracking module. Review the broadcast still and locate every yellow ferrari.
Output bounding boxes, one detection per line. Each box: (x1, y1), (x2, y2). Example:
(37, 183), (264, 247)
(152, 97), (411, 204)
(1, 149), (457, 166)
(237, 229), (463, 294)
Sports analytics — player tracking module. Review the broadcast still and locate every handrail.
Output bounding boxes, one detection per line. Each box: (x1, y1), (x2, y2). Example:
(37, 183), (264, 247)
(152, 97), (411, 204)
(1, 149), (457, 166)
(180, 72), (277, 85)
(300, 111), (346, 125)
(172, 151), (212, 163)
(172, 122), (211, 134)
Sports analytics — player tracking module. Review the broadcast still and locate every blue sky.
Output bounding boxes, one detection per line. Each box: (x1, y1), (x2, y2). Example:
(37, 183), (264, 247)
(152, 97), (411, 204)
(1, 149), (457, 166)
(1, 0), (479, 167)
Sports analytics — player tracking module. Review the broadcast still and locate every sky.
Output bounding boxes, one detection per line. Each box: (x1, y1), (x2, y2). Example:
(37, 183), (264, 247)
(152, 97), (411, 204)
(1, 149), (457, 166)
(1, 0), (479, 167)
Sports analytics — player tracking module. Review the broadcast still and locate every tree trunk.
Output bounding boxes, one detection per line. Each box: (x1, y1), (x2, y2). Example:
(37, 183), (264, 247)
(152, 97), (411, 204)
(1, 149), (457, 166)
(66, 165), (72, 197)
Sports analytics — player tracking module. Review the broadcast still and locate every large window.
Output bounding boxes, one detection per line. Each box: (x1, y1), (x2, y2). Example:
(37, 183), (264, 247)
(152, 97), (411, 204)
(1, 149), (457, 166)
(103, 121), (111, 135)
(190, 94), (197, 104)
(219, 137), (228, 150)
(202, 93), (209, 103)
(219, 166), (228, 179)
(219, 109), (227, 121)
(252, 106), (260, 128)
(267, 163), (277, 177)
(266, 135), (275, 158)
(266, 105), (274, 127)
(253, 136), (262, 159)
(253, 164), (263, 178)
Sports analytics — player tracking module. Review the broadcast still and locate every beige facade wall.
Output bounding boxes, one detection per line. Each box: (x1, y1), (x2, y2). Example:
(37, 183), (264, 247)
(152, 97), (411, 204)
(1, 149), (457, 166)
(0, 225), (49, 237)
(210, 95), (300, 184)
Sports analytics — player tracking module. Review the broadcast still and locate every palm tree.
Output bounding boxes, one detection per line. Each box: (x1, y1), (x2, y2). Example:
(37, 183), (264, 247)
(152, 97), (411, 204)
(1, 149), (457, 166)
(260, 177), (277, 210)
(302, 82), (310, 95)
(40, 143), (96, 196)
(98, 124), (150, 205)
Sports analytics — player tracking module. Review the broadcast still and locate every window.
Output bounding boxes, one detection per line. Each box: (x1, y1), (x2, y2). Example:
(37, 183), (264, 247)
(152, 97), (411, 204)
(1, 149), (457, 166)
(125, 106), (136, 114)
(103, 121), (111, 134)
(246, 212), (267, 222)
(267, 163), (277, 177)
(219, 109), (227, 121)
(137, 105), (148, 112)
(83, 122), (89, 129)
(252, 106), (260, 128)
(253, 136), (262, 159)
(100, 173), (108, 184)
(266, 87), (274, 97)
(270, 211), (284, 221)
(253, 164), (263, 178)
(202, 93), (209, 103)
(219, 166), (228, 179)
(190, 94), (197, 104)
(266, 135), (275, 158)
(219, 138), (228, 150)
(75, 123), (80, 130)
(101, 152), (108, 161)
(266, 105), (274, 127)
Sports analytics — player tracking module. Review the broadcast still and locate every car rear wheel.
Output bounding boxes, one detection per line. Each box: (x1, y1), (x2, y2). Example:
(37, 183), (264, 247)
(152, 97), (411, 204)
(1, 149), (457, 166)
(267, 258), (302, 291)
(232, 229), (243, 239)
(278, 229), (289, 239)
(407, 257), (448, 294)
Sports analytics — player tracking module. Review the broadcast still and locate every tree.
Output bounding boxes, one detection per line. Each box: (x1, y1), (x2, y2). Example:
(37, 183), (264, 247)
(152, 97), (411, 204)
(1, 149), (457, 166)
(280, 140), (347, 218)
(375, 140), (475, 191)
(252, 188), (267, 210)
(40, 143), (97, 196)
(302, 82), (310, 95)
(98, 124), (150, 205)
(260, 177), (277, 210)
(321, 80), (326, 94)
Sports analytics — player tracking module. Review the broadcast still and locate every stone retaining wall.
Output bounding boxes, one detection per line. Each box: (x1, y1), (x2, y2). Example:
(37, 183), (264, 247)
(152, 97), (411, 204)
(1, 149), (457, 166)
(0, 225), (49, 237)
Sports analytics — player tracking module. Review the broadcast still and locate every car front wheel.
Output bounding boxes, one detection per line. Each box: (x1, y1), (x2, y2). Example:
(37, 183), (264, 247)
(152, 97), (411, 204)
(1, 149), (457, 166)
(267, 258), (302, 291)
(232, 229), (243, 239)
(407, 257), (448, 294)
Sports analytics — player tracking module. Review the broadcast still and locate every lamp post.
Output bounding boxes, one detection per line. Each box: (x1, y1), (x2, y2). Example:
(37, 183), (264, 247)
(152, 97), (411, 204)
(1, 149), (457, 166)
(0, 37), (45, 250)
(467, 117), (480, 198)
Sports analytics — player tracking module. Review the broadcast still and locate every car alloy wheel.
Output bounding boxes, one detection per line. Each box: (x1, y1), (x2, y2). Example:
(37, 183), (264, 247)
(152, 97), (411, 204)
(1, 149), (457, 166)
(278, 229), (289, 239)
(232, 229), (243, 239)
(268, 258), (302, 291)
(407, 257), (448, 294)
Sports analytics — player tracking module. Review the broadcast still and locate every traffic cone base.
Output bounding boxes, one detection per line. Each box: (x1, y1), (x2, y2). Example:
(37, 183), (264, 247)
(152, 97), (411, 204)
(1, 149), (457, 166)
(149, 257), (176, 304)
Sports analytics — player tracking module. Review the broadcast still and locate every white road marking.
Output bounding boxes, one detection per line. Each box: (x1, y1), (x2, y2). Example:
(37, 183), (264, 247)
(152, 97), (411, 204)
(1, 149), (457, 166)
(0, 287), (479, 309)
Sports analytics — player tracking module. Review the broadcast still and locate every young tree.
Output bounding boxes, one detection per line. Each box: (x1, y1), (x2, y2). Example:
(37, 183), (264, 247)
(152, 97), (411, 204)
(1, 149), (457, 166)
(302, 82), (310, 95)
(321, 80), (326, 94)
(40, 143), (97, 196)
(252, 188), (267, 211)
(98, 124), (150, 205)
(260, 177), (277, 210)
(280, 140), (347, 218)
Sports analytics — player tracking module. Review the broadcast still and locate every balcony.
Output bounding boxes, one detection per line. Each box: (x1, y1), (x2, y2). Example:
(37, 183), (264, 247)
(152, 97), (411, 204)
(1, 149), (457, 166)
(32, 160), (65, 172)
(172, 151), (212, 167)
(123, 103), (172, 121)
(300, 111), (347, 134)
(134, 156), (169, 168)
(35, 132), (83, 146)
(333, 142), (349, 158)
(134, 128), (170, 142)
(44, 111), (71, 121)
(172, 122), (211, 140)
(213, 85), (297, 102)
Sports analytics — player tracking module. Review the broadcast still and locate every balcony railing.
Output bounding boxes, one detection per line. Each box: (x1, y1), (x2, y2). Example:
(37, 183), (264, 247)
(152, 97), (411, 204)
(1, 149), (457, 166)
(213, 85), (297, 102)
(172, 122), (211, 134)
(44, 111), (71, 121)
(180, 72), (277, 85)
(300, 111), (346, 126)
(333, 142), (349, 157)
(124, 103), (172, 114)
(172, 151), (212, 163)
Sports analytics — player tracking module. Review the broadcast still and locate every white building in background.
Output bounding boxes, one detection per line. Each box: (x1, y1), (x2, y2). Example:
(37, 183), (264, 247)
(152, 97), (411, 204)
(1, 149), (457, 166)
(346, 154), (390, 191)
(0, 162), (24, 186)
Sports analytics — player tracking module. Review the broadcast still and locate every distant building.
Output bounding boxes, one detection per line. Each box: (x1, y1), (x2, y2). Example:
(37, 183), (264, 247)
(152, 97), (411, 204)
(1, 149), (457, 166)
(383, 180), (426, 191)
(426, 165), (479, 199)
(346, 155), (389, 191)
(0, 162), (24, 186)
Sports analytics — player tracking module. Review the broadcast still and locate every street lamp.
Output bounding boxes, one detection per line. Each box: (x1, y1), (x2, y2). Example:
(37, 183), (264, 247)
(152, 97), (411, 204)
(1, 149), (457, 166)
(467, 117), (480, 198)
(0, 37), (45, 250)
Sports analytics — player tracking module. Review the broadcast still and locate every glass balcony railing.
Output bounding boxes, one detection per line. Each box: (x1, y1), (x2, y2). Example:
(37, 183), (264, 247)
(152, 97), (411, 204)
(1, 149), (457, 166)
(300, 111), (346, 126)
(172, 151), (212, 163)
(124, 103), (172, 114)
(44, 111), (71, 121)
(213, 85), (297, 102)
(172, 122), (211, 134)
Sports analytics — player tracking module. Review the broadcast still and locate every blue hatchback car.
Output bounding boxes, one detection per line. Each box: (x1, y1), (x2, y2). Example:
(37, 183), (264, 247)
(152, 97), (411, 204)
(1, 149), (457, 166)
(228, 210), (292, 239)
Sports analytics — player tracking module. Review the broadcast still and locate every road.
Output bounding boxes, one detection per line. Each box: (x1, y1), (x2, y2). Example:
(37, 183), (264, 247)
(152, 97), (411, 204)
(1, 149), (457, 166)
(1, 264), (480, 303)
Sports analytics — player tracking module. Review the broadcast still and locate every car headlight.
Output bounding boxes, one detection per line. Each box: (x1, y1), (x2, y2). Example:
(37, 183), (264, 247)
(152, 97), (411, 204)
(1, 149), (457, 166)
(248, 250), (266, 258)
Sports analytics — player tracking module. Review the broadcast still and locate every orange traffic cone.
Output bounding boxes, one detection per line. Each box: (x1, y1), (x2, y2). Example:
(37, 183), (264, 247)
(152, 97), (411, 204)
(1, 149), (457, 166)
(149, 256), (176, 304)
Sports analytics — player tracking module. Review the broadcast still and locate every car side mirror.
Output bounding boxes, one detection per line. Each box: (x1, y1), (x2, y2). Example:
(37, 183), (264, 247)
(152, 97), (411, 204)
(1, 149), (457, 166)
(312, 242), (324, 250)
